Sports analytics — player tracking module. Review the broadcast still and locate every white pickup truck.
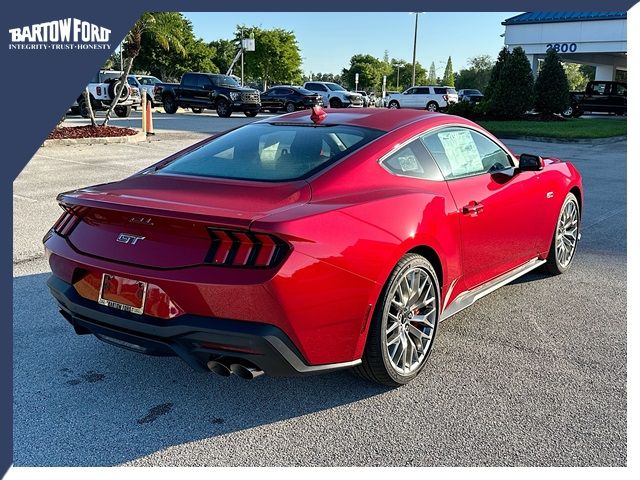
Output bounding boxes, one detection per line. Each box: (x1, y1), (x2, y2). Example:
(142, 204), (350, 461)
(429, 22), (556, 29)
(302, 81), (364, 108)
(385, 86), (458, 112)
(70, 70), (137, 118)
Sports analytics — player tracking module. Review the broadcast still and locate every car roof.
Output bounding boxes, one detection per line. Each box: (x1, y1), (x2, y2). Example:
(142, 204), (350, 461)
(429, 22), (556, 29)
(258, 108), (452, 133)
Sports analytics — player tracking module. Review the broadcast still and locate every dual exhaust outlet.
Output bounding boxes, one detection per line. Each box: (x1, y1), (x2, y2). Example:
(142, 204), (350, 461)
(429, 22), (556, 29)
(207, 358), (264, 380)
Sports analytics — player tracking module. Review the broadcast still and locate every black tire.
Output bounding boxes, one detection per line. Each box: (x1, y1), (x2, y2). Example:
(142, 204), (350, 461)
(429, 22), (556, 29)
(191, 107), (203, 113)
(216, 99), (232, 118)
(353, 253), (440, 387)
(162, 95), (178, 114)
(543, 192), (580, 275)
(244, 110), (259, 117)
(78, 99), (91, 118)
(572, 108), (583, 118)
(388, 100), (400, 109)
(114, 105), (131, 118)
(107, 80), (130, 102)
(285, 102), (296, 113)
(329, 97), (342, 108)
(561, 105), (575, 118)
(426, 101), (439, 112)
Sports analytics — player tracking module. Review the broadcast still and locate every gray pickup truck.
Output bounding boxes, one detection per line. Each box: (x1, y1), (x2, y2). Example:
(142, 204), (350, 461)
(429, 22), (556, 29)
(153, 72), (261, 118)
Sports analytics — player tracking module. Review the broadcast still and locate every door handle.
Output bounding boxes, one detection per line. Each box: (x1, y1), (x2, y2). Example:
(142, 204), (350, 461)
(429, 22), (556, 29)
(462, 201), (484, 216)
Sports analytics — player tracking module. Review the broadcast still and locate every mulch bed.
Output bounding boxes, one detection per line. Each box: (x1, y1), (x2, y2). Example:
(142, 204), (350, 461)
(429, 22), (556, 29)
(48, 125), (139, 140)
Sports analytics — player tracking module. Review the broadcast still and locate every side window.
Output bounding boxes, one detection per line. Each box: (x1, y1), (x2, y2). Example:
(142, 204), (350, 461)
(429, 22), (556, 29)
(405, 88), (416, 95)
(421, 128), (512, 180)
(182, 74), (196, 88)
(589, 82), (607, 95)
(433, 87), (446, 95)
(615, 84), (627, 96)
(415, 87), (430, 95)
(196, 75), (212, 89)
(380, 139), (443, 181)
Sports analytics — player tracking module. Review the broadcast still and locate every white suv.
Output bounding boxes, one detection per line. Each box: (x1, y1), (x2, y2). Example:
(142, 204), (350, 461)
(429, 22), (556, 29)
(385, 86), (458, 111)
(70, 70), (136, 118)
(302, 82), (364, 108)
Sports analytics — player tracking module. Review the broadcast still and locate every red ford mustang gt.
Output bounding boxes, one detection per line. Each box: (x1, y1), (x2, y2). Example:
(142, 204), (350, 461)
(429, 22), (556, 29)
(44, 108), (582, 386)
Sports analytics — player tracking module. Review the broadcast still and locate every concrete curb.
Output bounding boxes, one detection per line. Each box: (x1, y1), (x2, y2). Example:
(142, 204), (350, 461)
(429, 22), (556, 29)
(497, 134), (627, 144)
(42, 130), (147, 147)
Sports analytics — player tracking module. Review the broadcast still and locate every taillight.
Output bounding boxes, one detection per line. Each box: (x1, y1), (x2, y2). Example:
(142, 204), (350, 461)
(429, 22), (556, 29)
(52, 205), (85, 237)
(204, 228), (289, 268)
(443, 94), (448, 101)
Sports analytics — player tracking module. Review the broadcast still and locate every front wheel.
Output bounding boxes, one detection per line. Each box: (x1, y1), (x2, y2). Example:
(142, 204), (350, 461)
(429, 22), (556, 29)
(426, 101), (439, 112)
(329, 97), (342, 108)
(544, 192), (580, 275)
(216, 99), (232, 118)
(244, 110), (258, 117)
(561, 105), (574, 118)
(353, 253), (439, 387)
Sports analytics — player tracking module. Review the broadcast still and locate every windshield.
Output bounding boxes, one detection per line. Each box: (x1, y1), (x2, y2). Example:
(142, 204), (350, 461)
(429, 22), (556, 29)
(326, 83), (346, 92)
(466, 89), (481, 95)
(157, 123), (383, 181)
(211, 74), (240, 87)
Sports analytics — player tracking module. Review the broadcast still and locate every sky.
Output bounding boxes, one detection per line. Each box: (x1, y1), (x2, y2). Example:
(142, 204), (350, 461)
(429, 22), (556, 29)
(183, 12), (518, 76)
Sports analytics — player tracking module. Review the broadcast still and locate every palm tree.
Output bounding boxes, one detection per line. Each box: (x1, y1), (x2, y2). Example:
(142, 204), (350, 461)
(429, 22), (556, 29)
(102, 12), (186, 126)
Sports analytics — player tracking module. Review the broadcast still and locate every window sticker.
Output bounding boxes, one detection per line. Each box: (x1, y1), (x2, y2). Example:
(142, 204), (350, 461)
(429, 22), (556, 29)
(437, 129), (483, 177)
(398, 153), (422, 173)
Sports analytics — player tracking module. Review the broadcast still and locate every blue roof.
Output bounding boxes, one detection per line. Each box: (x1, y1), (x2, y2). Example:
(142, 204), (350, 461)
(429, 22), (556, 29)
(503, 12), (627, 25)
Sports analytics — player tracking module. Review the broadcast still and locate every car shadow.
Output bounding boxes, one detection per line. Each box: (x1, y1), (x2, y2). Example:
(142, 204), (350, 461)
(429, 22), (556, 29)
(13, 272), (389, 467)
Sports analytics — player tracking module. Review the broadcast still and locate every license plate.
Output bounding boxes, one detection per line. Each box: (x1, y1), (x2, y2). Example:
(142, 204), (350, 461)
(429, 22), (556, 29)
(98, 274), (147, 315)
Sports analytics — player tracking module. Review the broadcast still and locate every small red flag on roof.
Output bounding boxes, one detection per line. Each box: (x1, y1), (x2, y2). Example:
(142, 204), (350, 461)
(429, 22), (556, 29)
(310, 105), (327, 124)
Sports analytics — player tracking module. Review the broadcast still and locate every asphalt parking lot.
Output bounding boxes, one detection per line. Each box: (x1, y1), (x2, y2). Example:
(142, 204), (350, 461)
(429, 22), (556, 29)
(13, 111), (626, 466)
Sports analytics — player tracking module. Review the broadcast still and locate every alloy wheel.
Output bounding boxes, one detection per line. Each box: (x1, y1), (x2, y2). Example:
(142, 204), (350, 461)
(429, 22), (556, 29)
(385, 267), (437, 375)
(555, 198), (579, 268)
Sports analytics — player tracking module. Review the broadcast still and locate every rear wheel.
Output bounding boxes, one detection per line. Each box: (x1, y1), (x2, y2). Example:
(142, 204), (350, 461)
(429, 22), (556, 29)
(561, 105), (574, 118)
(163, 96), (178, 114)
(543, 192), (580, 275)
(354, 253), (439, 387)
(114, 105), (131, 118)
(426, 101), (438, 112)
(285, 102), (296, 113)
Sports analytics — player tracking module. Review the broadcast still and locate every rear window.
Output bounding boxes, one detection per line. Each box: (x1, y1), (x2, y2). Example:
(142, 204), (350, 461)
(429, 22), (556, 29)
(446, 88), (457, 95)
(157, 123), (383, 181)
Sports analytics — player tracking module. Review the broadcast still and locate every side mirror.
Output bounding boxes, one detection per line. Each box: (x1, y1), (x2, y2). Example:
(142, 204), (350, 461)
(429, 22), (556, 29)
(518, 153), (544, 171)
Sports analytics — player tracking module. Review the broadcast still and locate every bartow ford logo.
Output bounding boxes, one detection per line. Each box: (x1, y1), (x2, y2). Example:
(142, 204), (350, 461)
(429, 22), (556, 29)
(8, 18), (111, 51)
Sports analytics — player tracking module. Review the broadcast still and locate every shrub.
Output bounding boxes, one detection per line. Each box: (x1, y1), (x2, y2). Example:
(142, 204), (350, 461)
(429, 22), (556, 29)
(485, 47), (534, 119)
(446, 100), (485, 120)
(534, 49), (571, 114)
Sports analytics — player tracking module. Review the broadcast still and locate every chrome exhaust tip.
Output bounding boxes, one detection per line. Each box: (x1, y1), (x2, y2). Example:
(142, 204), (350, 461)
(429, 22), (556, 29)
(230, 363), (264, 380)
(207, 360), (232, 377)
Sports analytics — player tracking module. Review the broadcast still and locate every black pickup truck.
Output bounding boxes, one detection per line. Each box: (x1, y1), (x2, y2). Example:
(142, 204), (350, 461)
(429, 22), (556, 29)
(154, 72), (261, 118)
(563, 80), (627, 117)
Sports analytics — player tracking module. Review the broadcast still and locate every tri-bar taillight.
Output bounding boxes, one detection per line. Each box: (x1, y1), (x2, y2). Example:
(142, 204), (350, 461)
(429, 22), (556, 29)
(204, 228), (290, 268)
(52, 205), (85, 237)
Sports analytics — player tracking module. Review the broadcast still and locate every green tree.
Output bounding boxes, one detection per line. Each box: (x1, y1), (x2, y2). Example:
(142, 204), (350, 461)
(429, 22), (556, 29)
(341, 54), (390, 91)
(485, 47), (534, 119)
(562, 62), (589, 91)
(103, 12), (187, 125)
(534, 48), (570, 114)
(455, 54), (494, 91)
(442, 56), (455, 86)
(427, 61), (437, 84)
(239, 26), (303, 90)
(210, 39), (238, 76)
(388, 58), (426, 91)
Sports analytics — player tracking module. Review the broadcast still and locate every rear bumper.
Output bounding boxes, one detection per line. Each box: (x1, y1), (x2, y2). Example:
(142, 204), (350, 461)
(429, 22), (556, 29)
(48, 275), (361, 376)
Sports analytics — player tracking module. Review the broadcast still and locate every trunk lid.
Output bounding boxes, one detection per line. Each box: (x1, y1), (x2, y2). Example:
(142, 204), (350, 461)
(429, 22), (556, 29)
(58, 174), (310, 269)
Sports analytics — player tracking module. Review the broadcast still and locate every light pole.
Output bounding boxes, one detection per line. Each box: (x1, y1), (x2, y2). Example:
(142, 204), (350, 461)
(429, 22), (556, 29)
(393, 63), (402, 89)
(411, 12), (421, 87)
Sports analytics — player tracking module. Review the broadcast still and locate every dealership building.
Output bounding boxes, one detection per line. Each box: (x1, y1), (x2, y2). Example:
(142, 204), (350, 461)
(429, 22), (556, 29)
(502, 12), (627, 81)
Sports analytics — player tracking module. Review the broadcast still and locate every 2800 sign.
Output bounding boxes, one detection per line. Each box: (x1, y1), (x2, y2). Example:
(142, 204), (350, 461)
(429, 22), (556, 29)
(546, 43), (578, 53)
